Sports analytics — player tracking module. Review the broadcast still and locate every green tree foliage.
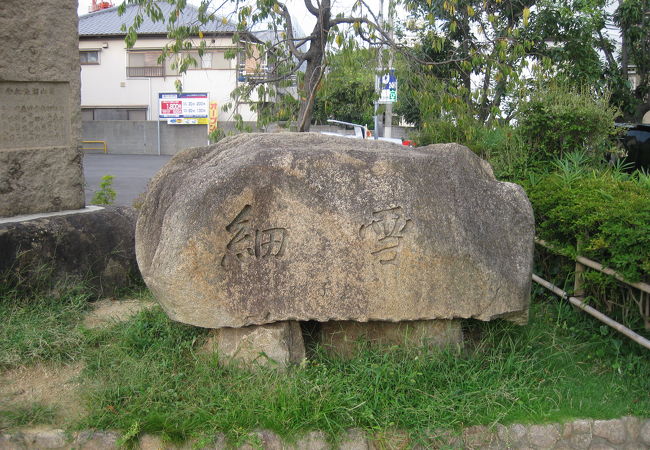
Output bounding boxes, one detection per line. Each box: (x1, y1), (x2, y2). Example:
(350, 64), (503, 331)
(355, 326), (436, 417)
(516, 83), (621, 161)
(312, 47), (376, 126)
(528, 0), (639, 119)
(398, 0), (535, 125)
(397, 0), (645, 133)
(616, 0), (650, 118)
(529, 0), (610, 86)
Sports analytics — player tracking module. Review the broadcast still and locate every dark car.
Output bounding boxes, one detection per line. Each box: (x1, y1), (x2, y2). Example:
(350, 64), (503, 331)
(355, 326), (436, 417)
(617, 123), (650, 171)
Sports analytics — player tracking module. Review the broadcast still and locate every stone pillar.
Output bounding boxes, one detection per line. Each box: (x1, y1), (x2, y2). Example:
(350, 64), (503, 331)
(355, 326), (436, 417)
(0, 0), (84, 217)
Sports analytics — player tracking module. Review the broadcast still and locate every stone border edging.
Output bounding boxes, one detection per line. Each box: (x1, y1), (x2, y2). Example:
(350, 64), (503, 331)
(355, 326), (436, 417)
(0, 206), (104, 225)
(1, 417), (649, 449)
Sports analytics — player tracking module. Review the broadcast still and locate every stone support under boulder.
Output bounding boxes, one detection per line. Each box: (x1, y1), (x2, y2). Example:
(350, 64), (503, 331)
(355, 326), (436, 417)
(203, 321), (305, 368)
(319, 320), (463, 358)
(136, 133), (535, 365)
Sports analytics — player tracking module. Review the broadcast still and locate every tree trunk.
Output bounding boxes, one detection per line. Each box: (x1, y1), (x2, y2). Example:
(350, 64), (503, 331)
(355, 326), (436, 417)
(297, 55), (324, 132)
(296, 0), (329, 132)
(477, 64), (493, 123)
(620, 0), (629, 80)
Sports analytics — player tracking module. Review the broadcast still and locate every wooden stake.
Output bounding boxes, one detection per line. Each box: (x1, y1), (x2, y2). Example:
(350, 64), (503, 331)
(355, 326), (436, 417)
(533, 273), (650, 351)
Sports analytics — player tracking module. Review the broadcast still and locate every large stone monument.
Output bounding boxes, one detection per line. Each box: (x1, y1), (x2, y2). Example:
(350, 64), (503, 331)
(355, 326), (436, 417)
(136, 133), (535, 365)
(0, 0), (84, 217)
(0, 1), (137, 297)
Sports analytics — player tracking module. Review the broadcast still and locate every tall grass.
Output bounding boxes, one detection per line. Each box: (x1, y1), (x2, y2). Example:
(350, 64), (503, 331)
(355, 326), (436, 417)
(2, 280), (647, 443)
(0, 403), (58, 430)
(76, 293), (650, 444)
(0, 281), (91, 369)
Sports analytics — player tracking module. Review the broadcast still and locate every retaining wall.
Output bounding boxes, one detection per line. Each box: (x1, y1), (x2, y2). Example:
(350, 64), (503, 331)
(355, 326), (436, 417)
(82, 122), (417, 156)
(2, 417), (649, 449)
(81, 121), (256, 155)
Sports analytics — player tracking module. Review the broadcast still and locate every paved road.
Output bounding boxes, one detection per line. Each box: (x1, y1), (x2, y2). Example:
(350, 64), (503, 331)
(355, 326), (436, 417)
(83, 154), (172, 207)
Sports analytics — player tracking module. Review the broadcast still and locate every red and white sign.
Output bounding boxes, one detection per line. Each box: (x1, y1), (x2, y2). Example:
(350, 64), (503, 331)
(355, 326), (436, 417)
(158, 93), (209, 118)
(160, 100), (183, 116)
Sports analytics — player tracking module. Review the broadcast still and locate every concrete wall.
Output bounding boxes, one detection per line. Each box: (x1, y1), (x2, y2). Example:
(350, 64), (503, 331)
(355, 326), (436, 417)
(83, 121), (417, 155)
(82, 120), (256, 155)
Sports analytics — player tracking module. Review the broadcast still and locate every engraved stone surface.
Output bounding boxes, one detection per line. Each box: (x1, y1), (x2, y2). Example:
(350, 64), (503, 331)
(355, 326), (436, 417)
(0, 0), (84, 217)
(136, 133), (534, 328)
(0, 82), (70, 149)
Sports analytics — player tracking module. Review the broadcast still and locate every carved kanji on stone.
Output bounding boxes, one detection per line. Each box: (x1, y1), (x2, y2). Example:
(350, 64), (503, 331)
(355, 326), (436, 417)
(360, 206), (412, 265)
(221, 205), (287, 268)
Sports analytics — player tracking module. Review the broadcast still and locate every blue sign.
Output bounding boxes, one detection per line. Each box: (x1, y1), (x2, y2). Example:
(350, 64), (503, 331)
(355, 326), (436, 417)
(379, 69), (397, 103)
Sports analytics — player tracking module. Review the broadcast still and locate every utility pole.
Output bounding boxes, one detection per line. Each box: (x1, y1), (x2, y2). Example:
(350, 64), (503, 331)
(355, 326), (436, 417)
(384, 0), (394, 139)
(373, 0), (384, 140)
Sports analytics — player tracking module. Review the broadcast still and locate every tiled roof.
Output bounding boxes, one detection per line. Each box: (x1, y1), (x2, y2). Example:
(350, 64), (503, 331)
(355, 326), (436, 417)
(79, 2), (238, 36)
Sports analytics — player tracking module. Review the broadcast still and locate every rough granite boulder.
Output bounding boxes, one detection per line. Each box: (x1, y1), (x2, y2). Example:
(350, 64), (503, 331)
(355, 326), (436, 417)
(136, 133), (534, 329)
(0, 207), (139, 296)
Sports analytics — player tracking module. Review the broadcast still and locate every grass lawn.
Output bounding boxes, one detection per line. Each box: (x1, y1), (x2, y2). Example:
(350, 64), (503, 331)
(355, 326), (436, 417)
(1, 282), (648, 445)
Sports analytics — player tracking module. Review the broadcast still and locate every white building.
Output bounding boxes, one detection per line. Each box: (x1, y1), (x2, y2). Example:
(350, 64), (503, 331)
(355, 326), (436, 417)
(79, 2), (268, 153)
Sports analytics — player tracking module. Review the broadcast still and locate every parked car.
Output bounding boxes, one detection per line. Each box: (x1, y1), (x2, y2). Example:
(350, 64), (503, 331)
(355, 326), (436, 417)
(617, 123), (650, 171)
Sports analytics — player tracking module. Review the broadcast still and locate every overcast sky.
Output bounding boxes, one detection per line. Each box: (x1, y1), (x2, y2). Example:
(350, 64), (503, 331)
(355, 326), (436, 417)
(76, 0), (383, 33)
(77, 0), (621, 53)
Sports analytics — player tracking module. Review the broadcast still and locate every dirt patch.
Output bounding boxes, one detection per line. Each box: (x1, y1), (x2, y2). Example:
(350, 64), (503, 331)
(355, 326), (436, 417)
(0, 299), (156, 429)
(83, 298), (155, 329)
(0, 363), (85, 424)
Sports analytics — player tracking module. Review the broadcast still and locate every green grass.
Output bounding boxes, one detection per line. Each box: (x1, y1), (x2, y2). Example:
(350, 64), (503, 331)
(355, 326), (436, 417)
(0, 283), (91, 369)
(0, 403), (58, 430)
(1, 281), (648, 443)
(74, 292), (650, 444)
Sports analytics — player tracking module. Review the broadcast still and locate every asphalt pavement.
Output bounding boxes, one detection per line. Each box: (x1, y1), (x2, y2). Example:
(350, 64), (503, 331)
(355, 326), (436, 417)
(83, 153), (172, 207)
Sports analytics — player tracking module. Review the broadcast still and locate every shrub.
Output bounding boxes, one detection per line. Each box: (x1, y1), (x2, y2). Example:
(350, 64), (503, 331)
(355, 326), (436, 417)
(91, 175), (116, 205)
(516, 83), (621, 161)
(208, 127), (226, 144)
(526, 154), (650, 283)
(525, 152), (650, 327)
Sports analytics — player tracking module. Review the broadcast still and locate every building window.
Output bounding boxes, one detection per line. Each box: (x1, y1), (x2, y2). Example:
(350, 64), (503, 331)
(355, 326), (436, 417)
(127, 51), (165, 77)
(187, 50), (232, 70)
(80, 50), (100, 64)
(210, 50), (232, 69)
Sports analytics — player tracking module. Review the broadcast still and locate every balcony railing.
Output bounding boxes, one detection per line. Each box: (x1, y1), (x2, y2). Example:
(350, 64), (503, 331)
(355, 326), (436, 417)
(237, 63), (296, 84)
(126, 66), (165, 77)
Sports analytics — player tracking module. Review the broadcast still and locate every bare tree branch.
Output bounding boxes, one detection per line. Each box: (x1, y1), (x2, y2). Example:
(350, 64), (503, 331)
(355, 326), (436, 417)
(275, 1), (307, 59)
(304, 0), (320, 17)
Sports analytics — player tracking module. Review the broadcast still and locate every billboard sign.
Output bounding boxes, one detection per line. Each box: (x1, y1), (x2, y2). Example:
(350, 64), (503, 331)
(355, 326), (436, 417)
(159, 92), (209, 120)
(378, 69), (397, 103)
